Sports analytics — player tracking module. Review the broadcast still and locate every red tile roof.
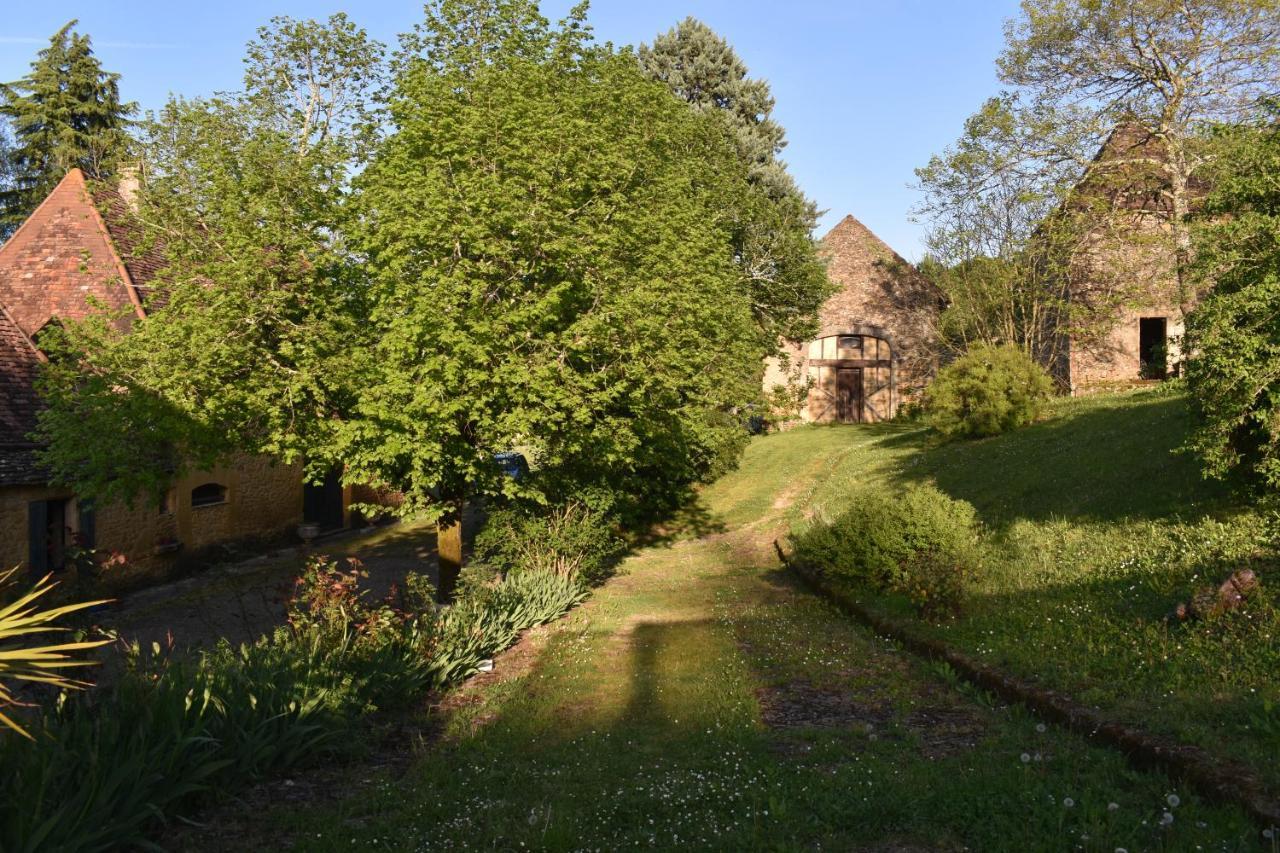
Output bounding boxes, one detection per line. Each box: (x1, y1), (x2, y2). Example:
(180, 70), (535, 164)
(0, 306), (46, 484)
(0, 168), (168, 485)
(0, 168), (147, 338)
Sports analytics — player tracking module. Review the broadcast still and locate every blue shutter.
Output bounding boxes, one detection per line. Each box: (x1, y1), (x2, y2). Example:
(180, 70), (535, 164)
(27, 501), (48, 576)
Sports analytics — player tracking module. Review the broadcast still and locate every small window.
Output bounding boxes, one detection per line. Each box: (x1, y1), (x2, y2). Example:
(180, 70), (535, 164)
(190, 482), (227, 508)
(837, 335), (863, 353)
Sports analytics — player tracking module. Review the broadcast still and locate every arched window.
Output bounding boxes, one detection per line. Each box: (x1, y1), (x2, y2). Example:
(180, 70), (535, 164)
(190, 482), (227, 508)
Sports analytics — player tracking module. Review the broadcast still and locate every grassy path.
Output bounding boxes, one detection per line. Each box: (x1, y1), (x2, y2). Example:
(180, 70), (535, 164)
(232, 428), (1256, 850)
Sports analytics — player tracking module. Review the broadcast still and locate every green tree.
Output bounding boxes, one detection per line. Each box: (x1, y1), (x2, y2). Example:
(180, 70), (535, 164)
(340, 1), (770, 590)
(35, 14), (385, 503)
(915, 96), (1078, 367)
(0, 20), (135, 236)
(638, 17), (830, 344)
(999, 0), (1280, 308)
(1183, 107), (1280, 487)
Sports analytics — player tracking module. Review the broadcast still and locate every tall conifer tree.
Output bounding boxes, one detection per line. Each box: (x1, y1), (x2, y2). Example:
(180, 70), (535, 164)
(0, 20), (135, 235)
(639, 18), (830, 344)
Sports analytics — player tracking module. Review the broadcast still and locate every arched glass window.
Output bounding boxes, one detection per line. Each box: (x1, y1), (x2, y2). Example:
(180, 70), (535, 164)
(191, 482), (227, 508)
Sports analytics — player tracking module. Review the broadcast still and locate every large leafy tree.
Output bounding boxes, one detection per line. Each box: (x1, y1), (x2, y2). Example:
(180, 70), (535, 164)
(39, 1), (818, 596)
(1184, 108), (1280, 487)
(999, 0), (1280, 307)
(340, 0), (768, 538)
(0, 20), (135, 237)
(35, 14), (385, 502)
(638, 17), (829, 344)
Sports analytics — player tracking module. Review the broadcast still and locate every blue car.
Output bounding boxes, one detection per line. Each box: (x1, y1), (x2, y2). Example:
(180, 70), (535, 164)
(494, 451), (530, 480)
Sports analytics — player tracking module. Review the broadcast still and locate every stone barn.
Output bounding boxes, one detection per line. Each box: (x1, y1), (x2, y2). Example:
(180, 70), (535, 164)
(1052, 123), (1198, 393)
(765, 214), (937, 423)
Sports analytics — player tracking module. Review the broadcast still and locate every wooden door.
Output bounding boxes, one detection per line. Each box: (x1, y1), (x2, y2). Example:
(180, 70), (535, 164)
(836, 368), (864, 423)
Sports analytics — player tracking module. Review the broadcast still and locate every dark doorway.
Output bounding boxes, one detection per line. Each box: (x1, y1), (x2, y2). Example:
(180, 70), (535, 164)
(303, 468), (345, 533)
(836, 367), (864, 423)
(1139, 317), (1168, 379)
(27, 498), (68, 575)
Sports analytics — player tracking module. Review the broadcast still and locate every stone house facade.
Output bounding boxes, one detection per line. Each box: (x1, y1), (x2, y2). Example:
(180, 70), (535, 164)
(764, 214), (938, 423)
(0, 169), (352, 579)
(1053, 124), (1191, 393)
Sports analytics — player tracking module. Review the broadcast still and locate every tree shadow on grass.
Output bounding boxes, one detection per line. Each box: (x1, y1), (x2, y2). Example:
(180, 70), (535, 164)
(887, 394), (1246, 529)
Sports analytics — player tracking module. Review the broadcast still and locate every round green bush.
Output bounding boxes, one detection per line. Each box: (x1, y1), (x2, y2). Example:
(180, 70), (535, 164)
(790, 483), (981, 616)
(924, 343), (1054, 439)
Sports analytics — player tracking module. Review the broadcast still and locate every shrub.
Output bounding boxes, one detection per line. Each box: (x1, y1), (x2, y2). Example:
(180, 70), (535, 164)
(924, 343), (1053, 439)
(476, 501), (625, 587)
(0, 555), (589, 851)
(790, 484), (981, 616)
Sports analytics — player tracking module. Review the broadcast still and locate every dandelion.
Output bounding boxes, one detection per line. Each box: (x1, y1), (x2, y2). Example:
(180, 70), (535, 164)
(1160, 811), (1174, 826)
(1036, 723), (1047, 733)
(1166, 793), (1181, 808)
(1063, 797), (1075, 808)
(1020, 753), (1031, 763)
(1263, 828), (1275, 840)
(1108, 802), (1120, 811)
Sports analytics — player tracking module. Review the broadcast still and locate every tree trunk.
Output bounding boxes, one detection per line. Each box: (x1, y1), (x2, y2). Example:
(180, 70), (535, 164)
(437, 510), (464, 603)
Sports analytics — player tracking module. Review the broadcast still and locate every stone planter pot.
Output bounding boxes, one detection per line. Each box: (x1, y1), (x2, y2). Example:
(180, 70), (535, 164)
(297, 522), (321, 542)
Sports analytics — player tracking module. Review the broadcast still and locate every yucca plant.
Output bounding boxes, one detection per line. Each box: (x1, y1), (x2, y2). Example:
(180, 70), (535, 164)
(0, 567), (111, 738)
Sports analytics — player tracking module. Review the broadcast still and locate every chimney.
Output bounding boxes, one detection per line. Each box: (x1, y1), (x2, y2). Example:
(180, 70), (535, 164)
(117, 164), (141, 212)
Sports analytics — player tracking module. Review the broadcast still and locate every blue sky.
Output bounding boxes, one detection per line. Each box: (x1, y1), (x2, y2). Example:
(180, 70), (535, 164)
(0, 1), (1020, 259)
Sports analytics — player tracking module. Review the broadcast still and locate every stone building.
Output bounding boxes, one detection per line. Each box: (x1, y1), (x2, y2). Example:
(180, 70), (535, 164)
(0, 168), (353, 578)
(764, 214), (938, 423)
(1053, 124), (1191, 392)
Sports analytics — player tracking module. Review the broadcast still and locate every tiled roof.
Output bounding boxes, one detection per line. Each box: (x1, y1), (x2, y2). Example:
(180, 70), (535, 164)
(0, 168), (147, 339)
(90, 182), (169, 310)
(0, 168), (169, 487)
(0, 306), (46, 485)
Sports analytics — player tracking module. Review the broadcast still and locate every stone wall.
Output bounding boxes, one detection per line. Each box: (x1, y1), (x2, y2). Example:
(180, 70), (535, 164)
(0, 454), (305, 581)
(1062, 211), (1185, 392)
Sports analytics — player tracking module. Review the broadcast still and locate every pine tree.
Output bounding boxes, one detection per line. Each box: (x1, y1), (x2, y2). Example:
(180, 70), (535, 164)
(0, 20), (135, 236)
(639, 18), (830, 344)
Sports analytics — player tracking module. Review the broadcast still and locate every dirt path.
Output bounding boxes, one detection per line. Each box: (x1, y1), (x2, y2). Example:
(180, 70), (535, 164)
(178, 430), (1256, 850)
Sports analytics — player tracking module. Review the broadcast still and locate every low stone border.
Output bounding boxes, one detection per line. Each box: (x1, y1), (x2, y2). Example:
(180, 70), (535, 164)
(775, 540), (1280, 834)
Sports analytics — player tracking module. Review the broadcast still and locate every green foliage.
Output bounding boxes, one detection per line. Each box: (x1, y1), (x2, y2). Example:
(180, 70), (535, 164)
(35, 14), (386, 506)
(341, 2), (774, 521)
(0, 568), (110, 738)
(790, 483), (981, 616)
(38, 3), (827, 534)
(476, 501), (625, 587)
(913, 94), (1133, 370)
(0, 20), (135, 235)
(1184, 108), (1280, 488)
(0, 554), (586, 850)
(924, 343), (1054, 439)
(638, 17), (831, 344)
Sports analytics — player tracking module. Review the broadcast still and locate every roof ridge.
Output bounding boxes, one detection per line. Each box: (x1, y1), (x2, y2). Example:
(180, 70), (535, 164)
(0, 168), (86, 263)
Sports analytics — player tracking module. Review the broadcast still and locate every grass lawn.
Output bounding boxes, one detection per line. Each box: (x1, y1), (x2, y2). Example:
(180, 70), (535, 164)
(796, 388), (1280, 794)
(199, 400), (1265, 850)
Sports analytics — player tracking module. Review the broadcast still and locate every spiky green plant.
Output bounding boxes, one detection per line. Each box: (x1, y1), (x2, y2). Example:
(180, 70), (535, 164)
(0, 567), (111, 738)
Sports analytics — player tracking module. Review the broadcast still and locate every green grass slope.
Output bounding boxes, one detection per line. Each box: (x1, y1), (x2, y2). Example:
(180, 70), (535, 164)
(794, 389), (1280, 792)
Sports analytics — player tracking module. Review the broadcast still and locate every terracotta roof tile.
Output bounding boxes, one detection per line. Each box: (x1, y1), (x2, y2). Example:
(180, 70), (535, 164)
(0, 169), (146, 338)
